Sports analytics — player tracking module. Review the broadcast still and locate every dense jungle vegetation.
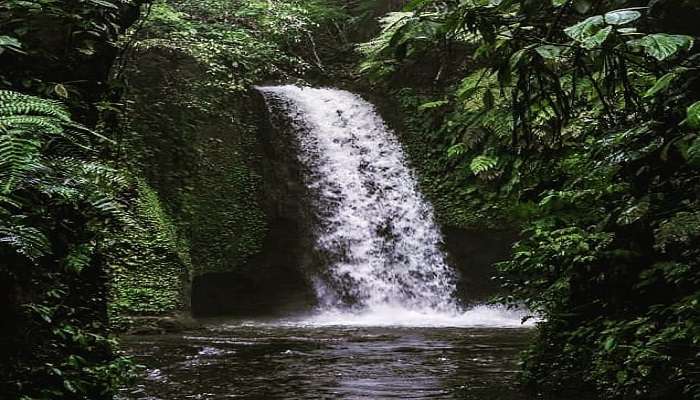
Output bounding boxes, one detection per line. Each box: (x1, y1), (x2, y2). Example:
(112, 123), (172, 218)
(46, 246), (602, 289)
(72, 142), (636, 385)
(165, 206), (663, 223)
(1, 0), (698, 399)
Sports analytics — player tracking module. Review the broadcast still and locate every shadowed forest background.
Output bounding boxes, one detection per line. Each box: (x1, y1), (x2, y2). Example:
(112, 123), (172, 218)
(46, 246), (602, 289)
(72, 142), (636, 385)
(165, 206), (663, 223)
(1, 0), (699, 399)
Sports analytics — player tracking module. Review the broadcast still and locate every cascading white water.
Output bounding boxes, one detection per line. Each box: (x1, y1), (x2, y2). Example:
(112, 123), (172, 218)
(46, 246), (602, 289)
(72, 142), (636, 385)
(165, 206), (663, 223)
(259, 85), (531, 327)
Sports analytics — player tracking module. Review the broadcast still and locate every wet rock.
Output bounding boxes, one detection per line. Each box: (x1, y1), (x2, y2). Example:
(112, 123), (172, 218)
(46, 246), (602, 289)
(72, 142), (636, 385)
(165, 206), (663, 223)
(126, 313), (202, 335)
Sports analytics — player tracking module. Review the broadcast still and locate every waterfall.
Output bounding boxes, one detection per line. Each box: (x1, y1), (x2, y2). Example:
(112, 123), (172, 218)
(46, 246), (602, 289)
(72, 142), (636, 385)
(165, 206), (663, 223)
(259, 85), (530, 327)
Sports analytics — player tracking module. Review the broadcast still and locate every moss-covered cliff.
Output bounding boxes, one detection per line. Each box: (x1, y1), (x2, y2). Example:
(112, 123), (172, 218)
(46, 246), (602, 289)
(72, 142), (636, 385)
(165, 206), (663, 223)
(107, 0), (350, 323)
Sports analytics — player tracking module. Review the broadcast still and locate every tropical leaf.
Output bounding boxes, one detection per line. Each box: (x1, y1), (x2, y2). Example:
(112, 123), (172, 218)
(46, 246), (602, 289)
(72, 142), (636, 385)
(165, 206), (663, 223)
(536, 45), (565, 60)
(643, 72), (679, 98)
(0, 224), (51, 261)
(603, 9), (642, 26)
(687, 101), (700, 129)
(629, 34), (694, 61)
(470, 155), (499, 175)
(564, 16), (604, 43)
(418, 100), (449, 111)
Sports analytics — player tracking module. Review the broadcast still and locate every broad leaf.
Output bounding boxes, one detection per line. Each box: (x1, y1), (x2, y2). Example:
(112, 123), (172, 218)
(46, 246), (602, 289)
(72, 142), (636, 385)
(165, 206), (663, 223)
(687, 137), (700, 166)
(0, 35), (24, 55)
(643, 72), (679, 98)
(583, 26), (612, 49)
(418, 100), (449, 111)
(564, 16), (604, 43)
(54, 84), (69, 99)
(573, 0), (592, 14)
(687, 101), (700, 129)
(0, 35), (21, 48)
(604, 10), (641, 26)
(509, 47), (529, 70)
(629, 34), (694, 61)
(87, 0), (119, 9)
(536, 45), (564, 59)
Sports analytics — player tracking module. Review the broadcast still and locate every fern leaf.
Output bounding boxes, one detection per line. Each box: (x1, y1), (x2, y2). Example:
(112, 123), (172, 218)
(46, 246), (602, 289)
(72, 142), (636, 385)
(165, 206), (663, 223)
(470, 155), (500, 180)
(0, 90), (70, 121)
(0, 115), (64, 134)
(447, 143), (467, 158)
(0, 135), (42, 192)
(0, 224), (51, 261)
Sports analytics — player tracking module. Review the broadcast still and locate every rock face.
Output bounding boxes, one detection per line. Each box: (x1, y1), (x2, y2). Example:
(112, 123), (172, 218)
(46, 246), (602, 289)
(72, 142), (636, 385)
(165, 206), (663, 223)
(119, 47), (317, 320)
(443, 228), (519, 304)
(191, 92), (319, 317)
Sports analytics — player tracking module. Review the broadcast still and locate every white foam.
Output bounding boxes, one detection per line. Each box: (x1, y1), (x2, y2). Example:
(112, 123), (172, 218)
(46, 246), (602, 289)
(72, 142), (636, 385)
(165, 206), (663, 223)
(300, 304), (535, 328)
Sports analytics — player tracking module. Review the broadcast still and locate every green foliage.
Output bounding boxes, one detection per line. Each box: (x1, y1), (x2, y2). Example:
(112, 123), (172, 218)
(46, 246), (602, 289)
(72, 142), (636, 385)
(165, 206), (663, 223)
(629, 33), (694, 61)
(0, 89), (137, 399)
(357, 12), (420, 79)
(688, 101), (700, 129)
(108, 180), (191, 325)
(363, 0), (700, 398)
(135, 0), (345, 92)
(0, 34), (24, 55)
(469, 155), (499, 179)
(0, 90), (127, 255)
(0, 1), (150, 396)
(0, 0), (145, 95)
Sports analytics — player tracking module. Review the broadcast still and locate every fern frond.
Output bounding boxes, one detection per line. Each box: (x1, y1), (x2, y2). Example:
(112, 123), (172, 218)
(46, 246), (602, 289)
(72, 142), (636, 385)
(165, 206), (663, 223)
(64, 243), (94, 273)
(448, 143), (467, 158)
(482, 107), (514, 139)
(57, 158), (131, 189)
(0, 194), (22, 210)
(0, 135), (43, 192)
(0, 115), (64, 135)
(88, 194), (132, 224)
(0, 90), (70, 121)
(357, 12), (415, 55)
(470, 155), (500, 180)
(0, 224), (51, 261)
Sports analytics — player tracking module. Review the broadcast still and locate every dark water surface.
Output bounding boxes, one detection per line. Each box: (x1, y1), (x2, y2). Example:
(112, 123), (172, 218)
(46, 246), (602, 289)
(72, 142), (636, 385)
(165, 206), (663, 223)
(119, 319), (536, 400)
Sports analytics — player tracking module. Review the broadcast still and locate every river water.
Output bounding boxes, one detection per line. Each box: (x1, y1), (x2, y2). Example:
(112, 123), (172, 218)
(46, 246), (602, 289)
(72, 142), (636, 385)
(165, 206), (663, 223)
(119, 320), (533, 400)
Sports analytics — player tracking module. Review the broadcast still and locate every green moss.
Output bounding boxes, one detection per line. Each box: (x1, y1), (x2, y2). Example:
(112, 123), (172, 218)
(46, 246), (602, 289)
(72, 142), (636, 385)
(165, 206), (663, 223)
(107, 179), (191, 329)
(189, 117), (267, 275)
(111, 48), (270, 324)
